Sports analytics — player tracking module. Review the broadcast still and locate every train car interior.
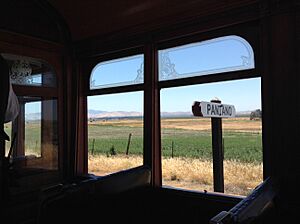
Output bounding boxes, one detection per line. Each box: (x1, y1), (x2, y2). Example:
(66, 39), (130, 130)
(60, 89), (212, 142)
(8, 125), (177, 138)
(0, 0), (299, 223)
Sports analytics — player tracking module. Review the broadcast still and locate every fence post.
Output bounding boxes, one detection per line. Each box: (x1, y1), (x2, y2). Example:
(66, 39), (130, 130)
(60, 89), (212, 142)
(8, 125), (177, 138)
(126, 133), (132, 155)
(92, 139), (95, 155)
(171, 141), (174, 158)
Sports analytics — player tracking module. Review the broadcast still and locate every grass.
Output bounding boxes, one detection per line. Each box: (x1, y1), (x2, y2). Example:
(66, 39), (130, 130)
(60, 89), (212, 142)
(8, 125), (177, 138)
(88, 124), (143, 155)
(88, 118), (262, 163)
(89, 154), (262, 196)
(162, 156), (262, 196)
(4, 121), (44, 157)
(24, 121), (42, 156)
(161, 130), (262, 163)
(87, 117), (263, 196)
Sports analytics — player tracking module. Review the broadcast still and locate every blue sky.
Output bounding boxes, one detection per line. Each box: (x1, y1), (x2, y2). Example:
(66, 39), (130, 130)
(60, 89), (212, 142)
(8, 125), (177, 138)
(88, 35), (260, 113)
(87, 77), (261, 113)
(160, 78), (260, 112)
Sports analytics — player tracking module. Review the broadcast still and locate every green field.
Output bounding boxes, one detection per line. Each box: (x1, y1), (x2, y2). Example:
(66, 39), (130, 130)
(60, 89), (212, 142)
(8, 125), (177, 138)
(4, 121), (42, 156)
(88, 118), (262, 163)
(88, 124), (144, 156)
(4, 117), (262, 163)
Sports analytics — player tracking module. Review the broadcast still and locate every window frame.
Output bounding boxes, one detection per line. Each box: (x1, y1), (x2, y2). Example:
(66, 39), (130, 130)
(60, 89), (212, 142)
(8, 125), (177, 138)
(155, 26), (262, 194)
(0, 33), (65, 183)
(85, 47), (145, 96)
(85, 47), (148, 175)
(82, 21), (265, 194)
(11, 72), (61, 172)
(156, 26), (260, 89)
(89, 54), (145, 90)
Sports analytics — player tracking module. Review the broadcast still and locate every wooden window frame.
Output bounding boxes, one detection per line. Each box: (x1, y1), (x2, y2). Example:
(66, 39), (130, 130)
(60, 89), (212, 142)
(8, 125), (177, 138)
(155, 24), (261, 191)
(0, 30), (66, 184)
(81, 21), (264, 191)
(84, 47), (150, 176)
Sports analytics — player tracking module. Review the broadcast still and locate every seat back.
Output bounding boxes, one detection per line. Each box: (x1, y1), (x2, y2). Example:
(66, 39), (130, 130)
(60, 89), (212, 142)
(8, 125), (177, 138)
(37, 166), (151, 224)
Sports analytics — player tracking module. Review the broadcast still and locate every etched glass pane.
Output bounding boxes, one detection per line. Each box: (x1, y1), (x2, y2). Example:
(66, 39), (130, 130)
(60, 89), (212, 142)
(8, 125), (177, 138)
(90, 54), (144, 89)
(1, 53), (56, 87)
(158, 36), (254, 81)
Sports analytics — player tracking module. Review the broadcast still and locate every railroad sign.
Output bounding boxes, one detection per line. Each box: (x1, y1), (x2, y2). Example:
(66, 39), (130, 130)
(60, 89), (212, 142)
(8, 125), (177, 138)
(192, 99), (236, 193)
(192, 101), (236, 118)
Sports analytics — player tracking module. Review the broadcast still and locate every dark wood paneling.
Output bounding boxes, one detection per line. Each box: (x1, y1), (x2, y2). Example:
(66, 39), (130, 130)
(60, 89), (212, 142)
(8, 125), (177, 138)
(74, 2), (261, 58)
(259, 2), (300, 219)
(49, 0), (259, 41)
(12, 86), (57, 98)
(0, 0), (62, 43)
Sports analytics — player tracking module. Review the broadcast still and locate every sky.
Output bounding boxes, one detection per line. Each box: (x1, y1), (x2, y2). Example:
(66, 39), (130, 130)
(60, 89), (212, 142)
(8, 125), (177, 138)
(87, 77), (260, 113)
(160, 78), (260, 112)
(88, 35), (260, 113)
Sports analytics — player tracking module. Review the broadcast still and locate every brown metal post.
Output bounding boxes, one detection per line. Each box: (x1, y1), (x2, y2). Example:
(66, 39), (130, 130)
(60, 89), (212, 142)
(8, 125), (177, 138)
(211, 99), (224, 193)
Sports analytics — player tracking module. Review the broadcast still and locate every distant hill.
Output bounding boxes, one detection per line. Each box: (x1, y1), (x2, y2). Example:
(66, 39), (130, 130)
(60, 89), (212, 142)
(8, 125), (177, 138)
(88, 109), (106, 115)
(160, 111), (193, 118)
(87, 109), (106, 118)
(88, 110), (251, 119)
(88, 110), (142, 119)
(88, 110), (194, 119)
(25, 110), (254, 121)
(25, 112), (41, 121)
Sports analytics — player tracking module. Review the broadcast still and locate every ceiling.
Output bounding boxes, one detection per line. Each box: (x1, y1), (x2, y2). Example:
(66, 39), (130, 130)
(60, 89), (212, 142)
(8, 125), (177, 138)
(48, 0), (256, 42)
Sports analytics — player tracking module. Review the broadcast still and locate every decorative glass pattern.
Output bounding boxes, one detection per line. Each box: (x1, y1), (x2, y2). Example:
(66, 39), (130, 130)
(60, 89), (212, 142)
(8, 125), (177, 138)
(158, 36), (255, 81)
(1, 54), (56, 87)
(90, 54), (144, 89)
(159, 52), (178, 80)
(10, 60), (33, 84)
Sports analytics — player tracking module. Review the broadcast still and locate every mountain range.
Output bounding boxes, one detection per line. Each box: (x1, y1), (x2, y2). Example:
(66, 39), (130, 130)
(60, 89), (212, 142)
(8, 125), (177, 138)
(87, 109), (252, 119)
(24, 109), (253, 121)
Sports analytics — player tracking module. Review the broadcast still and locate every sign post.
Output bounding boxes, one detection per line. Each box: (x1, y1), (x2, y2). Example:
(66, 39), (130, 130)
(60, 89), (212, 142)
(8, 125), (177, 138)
(192, 99), (236, 193)
(210, 99), (224, 193)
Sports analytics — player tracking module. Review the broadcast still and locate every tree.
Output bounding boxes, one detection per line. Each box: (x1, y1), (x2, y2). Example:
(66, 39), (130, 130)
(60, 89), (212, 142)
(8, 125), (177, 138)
(250, 109), (262, 120)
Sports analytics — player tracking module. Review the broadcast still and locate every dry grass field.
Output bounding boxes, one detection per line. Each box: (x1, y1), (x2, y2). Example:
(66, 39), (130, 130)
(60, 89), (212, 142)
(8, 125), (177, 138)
(90, 117), (262, 133)
(89, 154), (262, 196)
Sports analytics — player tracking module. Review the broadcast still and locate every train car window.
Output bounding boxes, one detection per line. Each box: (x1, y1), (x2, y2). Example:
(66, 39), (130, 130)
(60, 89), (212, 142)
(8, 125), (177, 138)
(90, 54), (144, 89)
(20, 97), (58, 170)
(159, 36), (254, 81)
(2, 54), (59, 173)
(159, 36), (262, 196)
(88, 54), (144, 176)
